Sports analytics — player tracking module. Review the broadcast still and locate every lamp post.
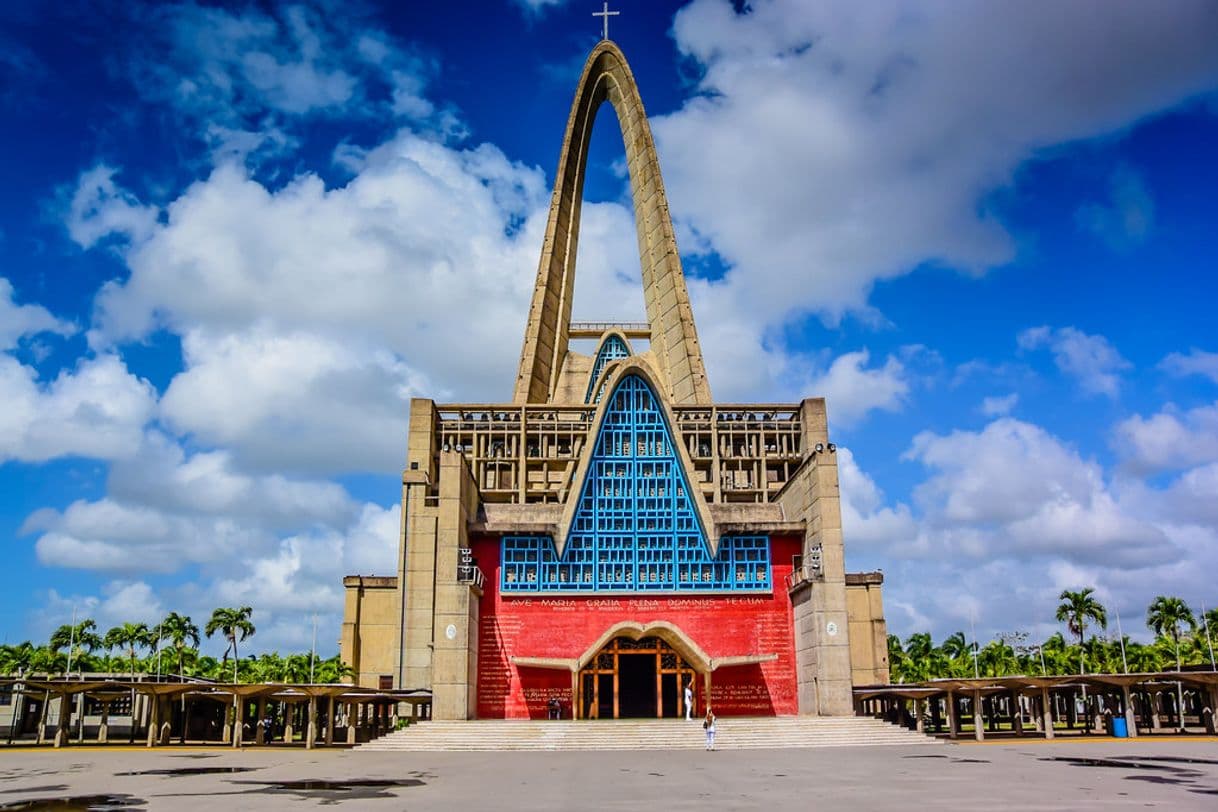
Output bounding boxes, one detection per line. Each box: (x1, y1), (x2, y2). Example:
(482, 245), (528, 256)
(66, 606), (77, 677)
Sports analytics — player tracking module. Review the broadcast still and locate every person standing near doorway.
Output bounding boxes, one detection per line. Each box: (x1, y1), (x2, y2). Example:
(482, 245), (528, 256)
(703, 709), (716, 750)
(684, 681), (694, 720)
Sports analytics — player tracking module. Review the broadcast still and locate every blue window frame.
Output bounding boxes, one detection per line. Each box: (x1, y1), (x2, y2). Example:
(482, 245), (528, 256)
(501, 374), (770, 593)
(584, 334), (631, 403)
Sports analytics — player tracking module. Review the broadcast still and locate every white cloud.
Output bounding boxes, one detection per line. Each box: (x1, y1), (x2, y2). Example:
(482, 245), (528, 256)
(129, 2), (438, 128)
(23, 434), (363, 574)
(0, 354), (156, 464)
(1112, 401), (1218, 473)
(651, 0), (1218, 331)
(1017, 325), (1131, 397)
(159, 328), (424, 474)
(804, 350), (909, 427)
(980, 393), (1018, 417)
(63, 165), (159, 250)
(1075, 165), (1155, 249)
(0, 277), (75, 350)
(106, 432), (357, 527)
(1160, 348), (1218, 384)
(837, 447), (916, 549)
(514, 0), (568, 14)
(904, 418), (1173, 567)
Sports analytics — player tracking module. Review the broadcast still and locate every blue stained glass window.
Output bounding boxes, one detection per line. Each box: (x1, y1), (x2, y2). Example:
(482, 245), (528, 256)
(502, 374), (770, 593)
(584, 334), (631, 403)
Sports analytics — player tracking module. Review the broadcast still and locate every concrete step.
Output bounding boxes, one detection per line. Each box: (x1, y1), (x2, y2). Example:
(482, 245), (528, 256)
(358, 717), (941, 751)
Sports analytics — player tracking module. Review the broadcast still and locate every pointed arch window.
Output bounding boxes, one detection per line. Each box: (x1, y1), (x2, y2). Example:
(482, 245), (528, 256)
(584, 334), (631, 403)
(503, 374), (770, 593)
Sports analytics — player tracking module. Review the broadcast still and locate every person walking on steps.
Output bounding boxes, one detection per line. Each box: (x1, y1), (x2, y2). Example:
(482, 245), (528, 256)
(703, 709), (716, 751)
(684, 681), (694, 721)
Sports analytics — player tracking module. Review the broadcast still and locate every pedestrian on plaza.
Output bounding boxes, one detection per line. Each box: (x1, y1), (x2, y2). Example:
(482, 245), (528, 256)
(684, 681), (694, 721)
(703, 708), (716, 751)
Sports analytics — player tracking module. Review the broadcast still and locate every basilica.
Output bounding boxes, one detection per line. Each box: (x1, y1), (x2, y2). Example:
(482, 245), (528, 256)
(340, 39), (888, 720)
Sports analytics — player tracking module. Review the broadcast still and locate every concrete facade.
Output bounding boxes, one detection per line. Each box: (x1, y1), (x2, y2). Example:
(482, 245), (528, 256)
(340, 39), (887, 720)
(845, 573), (890, 687)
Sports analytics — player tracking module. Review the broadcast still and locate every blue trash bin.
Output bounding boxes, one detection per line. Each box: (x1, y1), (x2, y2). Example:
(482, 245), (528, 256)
(1112, 717), (1128, 738)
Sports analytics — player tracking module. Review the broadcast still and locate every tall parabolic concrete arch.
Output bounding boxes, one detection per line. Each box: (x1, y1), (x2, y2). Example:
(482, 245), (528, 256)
(513, 40), (713, 406)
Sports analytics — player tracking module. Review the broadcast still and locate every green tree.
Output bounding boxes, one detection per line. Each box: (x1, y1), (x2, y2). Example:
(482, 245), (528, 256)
(315, 655), (355, 684)
(1147, 595), (1195, 733)
(1146, 596), (1195, 673)
(49, 619), (102, 673)
(283, 653), (313, 683)
(1125, 641), (1163, 673)
(104, 623), (152, 679)
(978, 640), (1018, 677)
(205, 606), (256, 683)
(1055, 588), (1107, 675)
(0, 642), (36, 675)
(160, 612), (201, 677)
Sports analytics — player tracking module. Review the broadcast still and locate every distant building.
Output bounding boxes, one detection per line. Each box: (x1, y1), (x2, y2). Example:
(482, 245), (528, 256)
(341, 40), (888, 720)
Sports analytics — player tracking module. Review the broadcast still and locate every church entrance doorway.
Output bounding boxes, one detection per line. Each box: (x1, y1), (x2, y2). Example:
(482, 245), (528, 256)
(577, 636), (699, 719)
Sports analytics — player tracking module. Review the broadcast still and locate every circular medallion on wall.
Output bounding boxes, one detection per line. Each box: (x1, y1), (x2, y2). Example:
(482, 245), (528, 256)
(826, 621), (839, 637)
(445, 624), (457, 640)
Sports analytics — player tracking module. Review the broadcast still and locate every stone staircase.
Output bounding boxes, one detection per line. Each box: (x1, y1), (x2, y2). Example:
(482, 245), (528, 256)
(358, 716), (941, 752)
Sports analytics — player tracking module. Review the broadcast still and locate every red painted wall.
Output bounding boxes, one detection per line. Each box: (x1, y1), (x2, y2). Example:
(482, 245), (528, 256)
(471, 535), (801, 719)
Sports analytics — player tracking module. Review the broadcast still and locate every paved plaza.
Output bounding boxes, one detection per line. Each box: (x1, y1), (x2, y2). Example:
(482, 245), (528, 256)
(2, 739), (1217, 810)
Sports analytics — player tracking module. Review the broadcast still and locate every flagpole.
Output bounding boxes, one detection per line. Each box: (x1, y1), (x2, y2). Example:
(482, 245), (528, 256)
(66, 605), (77, 677)
(969, 611), (980, 679)
(1203, 602), (1217, 671)
(1114, 604), (1129, 674)
(309, 614), (317, 683)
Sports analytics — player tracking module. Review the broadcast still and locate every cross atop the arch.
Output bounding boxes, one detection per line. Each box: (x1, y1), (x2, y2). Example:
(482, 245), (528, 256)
(593, 1), (619, 40)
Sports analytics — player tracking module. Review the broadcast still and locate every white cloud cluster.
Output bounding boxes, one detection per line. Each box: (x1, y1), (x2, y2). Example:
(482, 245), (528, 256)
(649, 0), (1218, 390)
(23, 433), (361, 572)
(1112, 401), (1218, 473)
(905, 418), (1171, 566)
(1160, 348), (1218, 384)
(980, 393), (1018, 417)
(1017, 325), (1131, 397)
(804, 350), (909, 427)
(64, 165), (159, 250)
(129, 1), (440, 127)
(837, 413), (1218, 640)
(0, 354), (156, 464)
(0, 278), (74, 350)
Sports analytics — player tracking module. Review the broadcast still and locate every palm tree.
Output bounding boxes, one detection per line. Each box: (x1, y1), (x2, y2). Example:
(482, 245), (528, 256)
(283, 653), (313, 684)
(1146, 596), (1195, 673)
(1055, 588), (1107, 675)
(978, 640), (1018, 677)
(160, 613), (201, 677)
(887, 634), (909, 683)
(49, 619), (102, 674)
(205, 607), (255, 684)
(0, 642), (36, 675)
(315, 655), (355, 684)
(1195, 607), (1218, 668)
(1147, 595), (1196, 732)
(1125, 641), (1163, 673)
(104, 623), (151, 679)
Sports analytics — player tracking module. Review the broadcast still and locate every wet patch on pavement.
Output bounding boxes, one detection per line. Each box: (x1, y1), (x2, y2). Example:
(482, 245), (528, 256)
(114, 767), (259, 777)
(0, 794), (145, 811)
(1043, 755), (1217, 797)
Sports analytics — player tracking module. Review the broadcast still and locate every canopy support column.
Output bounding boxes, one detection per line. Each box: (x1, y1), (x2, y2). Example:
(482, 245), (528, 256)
(306, 697), (318, 750)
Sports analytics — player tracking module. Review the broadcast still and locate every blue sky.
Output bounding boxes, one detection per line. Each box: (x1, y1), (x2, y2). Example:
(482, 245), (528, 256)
(2, 0), (1217, 657)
